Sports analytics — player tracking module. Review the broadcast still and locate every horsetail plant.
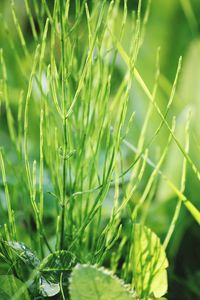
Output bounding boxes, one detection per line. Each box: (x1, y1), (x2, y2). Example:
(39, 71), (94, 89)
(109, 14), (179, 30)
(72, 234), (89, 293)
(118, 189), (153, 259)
(0, 0), (200, 299)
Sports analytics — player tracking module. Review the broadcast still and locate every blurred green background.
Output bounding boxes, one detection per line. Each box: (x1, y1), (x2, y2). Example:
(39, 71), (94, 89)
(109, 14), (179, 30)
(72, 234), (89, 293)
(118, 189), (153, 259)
(1, 0), (200, 299)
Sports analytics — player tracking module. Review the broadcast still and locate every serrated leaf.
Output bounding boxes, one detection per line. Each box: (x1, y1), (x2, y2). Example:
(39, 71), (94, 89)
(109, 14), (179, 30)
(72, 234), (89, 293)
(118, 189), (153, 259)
(70, 264), (136, 300)
(39, 250), (76, 283)
(132, 224), (168, 299)
(0, 275), (30, 300)
(39, 276), (60, 297)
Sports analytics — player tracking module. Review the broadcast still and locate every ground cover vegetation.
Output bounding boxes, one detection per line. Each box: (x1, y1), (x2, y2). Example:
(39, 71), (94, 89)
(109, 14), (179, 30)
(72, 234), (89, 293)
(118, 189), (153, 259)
(0, 0), (200, 299)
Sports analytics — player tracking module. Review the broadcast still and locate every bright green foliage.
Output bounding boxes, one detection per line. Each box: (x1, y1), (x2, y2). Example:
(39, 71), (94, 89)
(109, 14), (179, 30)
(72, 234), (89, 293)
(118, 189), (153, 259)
(0, 275), (30, 300)
(0, 0), (200, 299)
(132, 224), (168, 299)
(70, 264), (136, 300)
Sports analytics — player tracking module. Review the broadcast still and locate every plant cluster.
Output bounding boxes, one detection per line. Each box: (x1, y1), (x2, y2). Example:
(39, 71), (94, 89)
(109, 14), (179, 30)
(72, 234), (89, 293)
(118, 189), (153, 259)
(0, 0), (200, 299)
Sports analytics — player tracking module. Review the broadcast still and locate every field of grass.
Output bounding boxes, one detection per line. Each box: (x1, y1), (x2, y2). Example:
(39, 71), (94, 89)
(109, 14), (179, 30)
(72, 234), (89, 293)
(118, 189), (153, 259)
(0, 0), (200, 299)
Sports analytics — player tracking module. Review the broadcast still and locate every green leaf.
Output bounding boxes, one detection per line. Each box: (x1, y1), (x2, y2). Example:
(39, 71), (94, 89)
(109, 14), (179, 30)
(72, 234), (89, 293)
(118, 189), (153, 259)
(0, 290), (10, 300)
(0, 275), (30, 300)
(39, 250), (76, 283)
(6, 241), (40, 268)
(151, 269), (168, 298)
(132, 224), (168, 299)
(3, 241), (40, 283)
(39, 276), (60, 297)
(69, 264), (136, 300)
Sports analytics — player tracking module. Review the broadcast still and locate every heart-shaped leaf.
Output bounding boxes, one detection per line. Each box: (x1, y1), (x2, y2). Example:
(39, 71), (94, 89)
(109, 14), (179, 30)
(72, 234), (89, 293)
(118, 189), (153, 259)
(69, 264), (137, 300)
(132, 224), (168, 299)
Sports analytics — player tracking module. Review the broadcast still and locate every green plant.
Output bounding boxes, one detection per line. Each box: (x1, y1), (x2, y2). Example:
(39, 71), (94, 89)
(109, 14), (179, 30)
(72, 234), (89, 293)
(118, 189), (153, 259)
(0, 0), (200, 299)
